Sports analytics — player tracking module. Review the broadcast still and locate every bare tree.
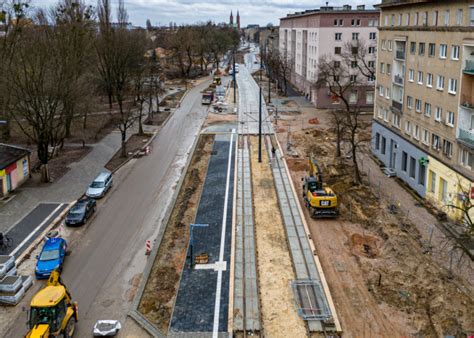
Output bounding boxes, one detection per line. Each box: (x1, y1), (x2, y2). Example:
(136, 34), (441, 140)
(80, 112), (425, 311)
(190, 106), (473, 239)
(446, 180), (473, 237)
(330, 110), (345, 158)
(316, 40), (375, 184)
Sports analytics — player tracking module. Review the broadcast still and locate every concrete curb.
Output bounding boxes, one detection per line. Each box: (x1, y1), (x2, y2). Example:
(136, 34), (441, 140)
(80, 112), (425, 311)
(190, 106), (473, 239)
(15, 202), (74, 267)
(128, 132), (203, 337)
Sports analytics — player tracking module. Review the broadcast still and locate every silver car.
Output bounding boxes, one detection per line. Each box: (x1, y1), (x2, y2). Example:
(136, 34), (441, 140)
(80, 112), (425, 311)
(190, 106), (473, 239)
(86, 171), (113, 198)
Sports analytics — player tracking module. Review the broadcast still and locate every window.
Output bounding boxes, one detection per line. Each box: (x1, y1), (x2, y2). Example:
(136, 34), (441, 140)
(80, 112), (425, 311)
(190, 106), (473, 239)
(410, 42), (416, 54)
(335, 47), (341, 54)
(401, 151), (408, 171)
(471, 6), (474, 26)
(418, 163), (426, 186)
(433, 10), (438, 26)
(383, 109), (389, 121)
(391, 14), (395, 26)
(369, 32), (376, 40)
(392, 113), (400, 128)
(366, 91), (374, 104)
(368, 19), (375, 27)
(424, 102), (431, 116)
(368, 61), (375, 68)
(381, 39), (386, 50)
(387, 64), (391, 75)
(375, 133), (380, 150)
(432, 134), (441, 150)
(409, 157), (416, 178)
(335, 33), (342, 41)
(384, 15), (388, 27)
(349, 90), (358, 103)
(352, 46), (358, 54)
(351, 19), (360, 26)
(439, 44), (447, 58)
(405, 13), (410, 26)
(417, 71), (423, 84)
(339, 19), (344, 26)
(388, 40), (393, 51)
(419, 42), (425, 55)
(352, 32), (359, 40)
(415, 12), (419, 25)
(422, 11), (428, 26)
(407, 96), (413, 109)
(415, 99), (422, 112)
(405, 120), (411, 134)
(381, 137), (386, 154)
(369, 46), (376, 54)
(429, 170), (436, 193)
(446, 111), (455, 126)
(437, 75), (444, 90)
(423, 129), (430, 145)
(409, 69), (414, 82)
(334, 61), (341, 68)
(398, 13), (402, 26)
(456, 9), (463, 25)
(379, 85), (384, 96)
(334, 19), (338, 26)
(444, 9), (450, 26)
(443, 139), (453, 158)
(448, 78), (457, 94)
(427, 73), (433, 87)
(377, 107), (383, 118)
(350, 75), (357, 82)
(435, 107), (442, 121)
(385, 87), (391, 99)
(351, 61), (357, 68)
(440, 177), (448, 202)
(428, 43), (435, 57)
(414, 125), (420, 140)
(451, 45), (460, 60)
(460, 149), (473, 169)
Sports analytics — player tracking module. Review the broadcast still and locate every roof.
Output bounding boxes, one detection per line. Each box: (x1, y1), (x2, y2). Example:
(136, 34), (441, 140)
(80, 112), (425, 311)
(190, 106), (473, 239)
(94, 171), (111, 182)
(43, 237), (65, 251)
(0, 144), (30, 170)
(30, 285), (67, 307)
(375, 0), (430, 8)
(281, 6), (379, 20)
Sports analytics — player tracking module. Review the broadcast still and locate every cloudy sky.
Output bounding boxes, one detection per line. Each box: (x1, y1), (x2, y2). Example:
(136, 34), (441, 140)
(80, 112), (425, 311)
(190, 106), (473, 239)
(33, 0), (378, 27)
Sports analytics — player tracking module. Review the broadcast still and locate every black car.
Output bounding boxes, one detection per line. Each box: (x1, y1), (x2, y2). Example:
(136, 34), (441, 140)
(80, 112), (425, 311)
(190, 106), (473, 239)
(65, 197), (96, 226)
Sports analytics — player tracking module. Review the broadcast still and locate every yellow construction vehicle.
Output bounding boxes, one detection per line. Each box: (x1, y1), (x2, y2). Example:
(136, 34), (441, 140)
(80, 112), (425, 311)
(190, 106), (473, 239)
(213, 76), (221, 86)
(25, 270), (78, 338)
(302, 154), (338, 218)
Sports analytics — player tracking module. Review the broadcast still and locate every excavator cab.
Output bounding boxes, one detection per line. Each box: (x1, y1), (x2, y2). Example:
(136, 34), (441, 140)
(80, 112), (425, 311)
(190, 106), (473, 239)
(26, 271), (77, 338)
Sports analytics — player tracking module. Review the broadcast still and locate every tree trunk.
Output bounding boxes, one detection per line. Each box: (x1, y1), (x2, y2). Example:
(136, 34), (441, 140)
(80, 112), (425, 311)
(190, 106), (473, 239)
(108, 92), (113, 110)
(138, 101), (144, 135)
(336, 128), (342, 157)
(351, 139), (361, 184)
(37, 138), (50, 183)
(120, 129), (127, 158)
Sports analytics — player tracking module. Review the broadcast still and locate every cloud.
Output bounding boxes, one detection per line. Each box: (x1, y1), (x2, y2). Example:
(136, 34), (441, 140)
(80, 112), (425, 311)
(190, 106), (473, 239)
(32, 0), (379, 27)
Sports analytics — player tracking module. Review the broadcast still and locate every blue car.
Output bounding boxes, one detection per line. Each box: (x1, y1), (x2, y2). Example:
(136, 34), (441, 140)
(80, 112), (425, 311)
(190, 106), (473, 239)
(35, 237), (68, 279)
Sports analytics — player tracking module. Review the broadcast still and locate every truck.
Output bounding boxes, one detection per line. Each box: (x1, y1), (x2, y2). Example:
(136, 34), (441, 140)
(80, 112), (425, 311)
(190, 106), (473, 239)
(302, 154), (338, 218)
(201, 91), (214, 105)
(26, 270), (78, 338)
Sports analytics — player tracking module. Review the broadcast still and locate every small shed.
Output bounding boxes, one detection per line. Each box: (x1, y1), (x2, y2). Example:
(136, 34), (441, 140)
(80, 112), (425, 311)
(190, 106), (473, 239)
(0, 144), (31, 197)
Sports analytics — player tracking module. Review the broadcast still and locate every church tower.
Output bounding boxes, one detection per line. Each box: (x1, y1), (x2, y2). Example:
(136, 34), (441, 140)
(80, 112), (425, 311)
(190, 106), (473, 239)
(236, 10), (240, 30)
(230, 11), (234, 26)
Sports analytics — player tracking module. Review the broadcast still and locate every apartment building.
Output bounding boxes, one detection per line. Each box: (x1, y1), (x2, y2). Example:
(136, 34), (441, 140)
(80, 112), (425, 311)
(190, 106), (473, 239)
(372, 0), (474, 221)
(279, 5), (379, 108)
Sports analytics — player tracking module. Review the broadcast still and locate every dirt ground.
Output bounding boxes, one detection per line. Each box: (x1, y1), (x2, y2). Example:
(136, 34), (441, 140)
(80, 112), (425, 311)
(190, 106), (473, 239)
(144, 110), (171, 126)
(249, 136), (308, 338)
(105, 133), (154, 172)
(138, 134), (214, 334)
(282, 125), (474, 337)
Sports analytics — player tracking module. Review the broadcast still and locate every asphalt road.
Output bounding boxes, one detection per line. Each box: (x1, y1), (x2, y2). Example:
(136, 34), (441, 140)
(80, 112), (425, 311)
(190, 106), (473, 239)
(6, 78), (211, 337)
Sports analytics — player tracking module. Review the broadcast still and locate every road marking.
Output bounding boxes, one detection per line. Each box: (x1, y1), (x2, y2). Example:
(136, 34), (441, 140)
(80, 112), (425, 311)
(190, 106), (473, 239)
(194, 261), (227, 271)
(212, 129), (235, 338)
(10, 203), (65, 257)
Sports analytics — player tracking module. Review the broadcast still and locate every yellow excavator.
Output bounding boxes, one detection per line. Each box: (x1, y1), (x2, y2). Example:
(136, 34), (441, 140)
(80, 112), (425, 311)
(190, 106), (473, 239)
(25, 270), (78, 338)
(302, 154), (338, 218)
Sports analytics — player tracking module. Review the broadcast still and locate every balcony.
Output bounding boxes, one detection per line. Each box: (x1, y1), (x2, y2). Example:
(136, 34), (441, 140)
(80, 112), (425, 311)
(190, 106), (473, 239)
(458, 129), (474, 149)
(391, 100), (403, 113)
(395, 50), (405, 61)
(460, 95), (474, 111)
(464, 60), (474, 75)
(393, 74), (404, 86)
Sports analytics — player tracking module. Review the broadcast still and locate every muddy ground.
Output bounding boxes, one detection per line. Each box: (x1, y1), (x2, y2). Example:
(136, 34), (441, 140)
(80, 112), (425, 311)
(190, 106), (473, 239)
(105, 133), (154, 172)
(138, 134), (214, 334)
(285, 127), (474, 337)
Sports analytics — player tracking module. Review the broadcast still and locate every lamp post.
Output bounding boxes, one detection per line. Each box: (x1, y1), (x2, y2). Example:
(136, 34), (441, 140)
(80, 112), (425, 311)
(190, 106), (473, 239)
(233, 48), (236, 104)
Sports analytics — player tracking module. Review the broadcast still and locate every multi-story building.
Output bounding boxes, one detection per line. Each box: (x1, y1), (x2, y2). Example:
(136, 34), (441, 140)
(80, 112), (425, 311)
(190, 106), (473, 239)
(372, 0), (474, 221)
(279, 5), (379, 108)
(259, 26), (280, 56)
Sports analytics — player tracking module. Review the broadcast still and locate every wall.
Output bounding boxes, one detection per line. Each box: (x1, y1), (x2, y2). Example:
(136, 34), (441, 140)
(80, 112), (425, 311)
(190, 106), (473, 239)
(0, 155), (29, 196)
(426, 155), (474, 221)
(372, 120), (428, 197)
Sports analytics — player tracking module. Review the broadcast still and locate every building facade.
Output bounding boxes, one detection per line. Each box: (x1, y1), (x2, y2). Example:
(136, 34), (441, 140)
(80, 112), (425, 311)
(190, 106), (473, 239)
(0, 144), (30, 198)
(279, 5), (379, 108)
(372, 0), (474, 221)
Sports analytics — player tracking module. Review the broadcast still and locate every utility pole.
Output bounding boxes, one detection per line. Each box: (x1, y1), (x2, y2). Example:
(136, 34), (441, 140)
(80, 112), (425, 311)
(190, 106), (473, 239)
(266, 41), (271, 104)
(233, 49), (236, 104)
(258, 53), (263, 163)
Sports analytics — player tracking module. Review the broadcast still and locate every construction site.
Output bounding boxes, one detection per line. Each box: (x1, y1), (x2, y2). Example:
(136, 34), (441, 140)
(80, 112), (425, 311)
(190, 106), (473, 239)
(130, 49), (474, 338)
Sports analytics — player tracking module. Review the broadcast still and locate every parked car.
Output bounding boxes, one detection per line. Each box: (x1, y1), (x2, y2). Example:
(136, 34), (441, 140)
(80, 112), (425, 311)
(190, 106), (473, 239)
(35, 237), (67, 279)
(65, 197), (96, 226)
(86, 171), (113, 198)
